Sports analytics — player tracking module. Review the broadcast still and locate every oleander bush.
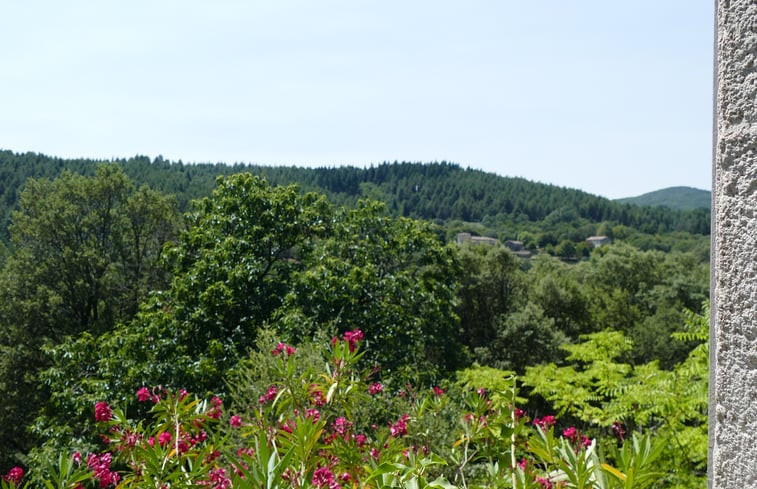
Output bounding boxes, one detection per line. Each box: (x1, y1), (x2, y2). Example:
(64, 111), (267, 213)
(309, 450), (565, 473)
(4, 331), (667, 489)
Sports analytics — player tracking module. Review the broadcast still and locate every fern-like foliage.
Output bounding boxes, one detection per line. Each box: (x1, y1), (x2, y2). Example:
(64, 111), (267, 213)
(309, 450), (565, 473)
(523, 303), (710, 488)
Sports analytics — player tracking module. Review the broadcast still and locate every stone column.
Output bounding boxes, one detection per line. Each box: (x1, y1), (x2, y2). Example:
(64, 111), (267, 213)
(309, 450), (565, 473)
(711, 1), (757, 487)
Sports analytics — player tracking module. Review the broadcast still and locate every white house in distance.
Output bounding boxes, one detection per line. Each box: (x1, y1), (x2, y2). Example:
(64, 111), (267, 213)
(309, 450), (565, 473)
(586, 235), (612, 248)
(456, 232), (499, 246)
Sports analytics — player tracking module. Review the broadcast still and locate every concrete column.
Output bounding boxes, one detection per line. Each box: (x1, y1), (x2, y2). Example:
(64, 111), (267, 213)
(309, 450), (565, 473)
(711, 1), (757, 487)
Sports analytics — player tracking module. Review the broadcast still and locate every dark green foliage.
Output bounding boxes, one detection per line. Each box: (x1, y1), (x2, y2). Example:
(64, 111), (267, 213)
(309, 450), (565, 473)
(0, 151), (711, 244)
(36, 175), (464, 450)
(0, 150), (712, 478)
(0, 166), (178, 468)
(474, 302), (568, 373)
(280, 200), (463, 380)
(455, 245), (526, 353)
(575, 244), (708, 366)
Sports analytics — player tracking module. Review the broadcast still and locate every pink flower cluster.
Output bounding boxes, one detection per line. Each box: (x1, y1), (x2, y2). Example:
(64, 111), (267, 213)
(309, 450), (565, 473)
(199, 467), (232, 489)
(533, 415), (556, 430)
(312, 465), (349, 489)
(259, 385), (278, 404)
(94, 402), (113, 422)
(136, 386), (163, 403)
(332, 329), (364, 353)
(310, 385), (326, 406)
(368, 382), (383, 395)
(207, 396), (223, 419)
(272, 342), (296, 357)
(536, 476), (553, 489)
(562, 427), (592, 449)
(2, 466), (23, 486)
(389, 414), (410, 437)
(87, 453), (120, 488)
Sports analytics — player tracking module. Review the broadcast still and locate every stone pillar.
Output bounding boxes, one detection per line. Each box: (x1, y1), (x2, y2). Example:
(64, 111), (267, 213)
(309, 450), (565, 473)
(711, 1), (757, 487)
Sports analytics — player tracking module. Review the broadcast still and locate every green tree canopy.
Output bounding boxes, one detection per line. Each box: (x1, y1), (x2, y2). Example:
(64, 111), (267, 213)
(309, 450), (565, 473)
(0, 165), (178, 467)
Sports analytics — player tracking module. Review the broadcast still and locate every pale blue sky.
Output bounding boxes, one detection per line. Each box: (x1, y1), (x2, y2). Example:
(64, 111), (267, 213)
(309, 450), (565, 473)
(1, 1), (713, 199)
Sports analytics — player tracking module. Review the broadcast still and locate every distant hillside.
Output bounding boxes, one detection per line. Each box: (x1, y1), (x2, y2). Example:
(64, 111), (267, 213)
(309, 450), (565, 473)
(0, 150), (711, 241)
(616, 186), (711, 211)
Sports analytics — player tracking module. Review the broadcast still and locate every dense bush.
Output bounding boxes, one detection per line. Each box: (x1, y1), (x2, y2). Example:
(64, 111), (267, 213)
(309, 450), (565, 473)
(7, 332), (670, 489)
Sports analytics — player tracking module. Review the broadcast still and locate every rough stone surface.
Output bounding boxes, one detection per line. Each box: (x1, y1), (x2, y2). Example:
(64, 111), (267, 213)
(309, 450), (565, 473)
(711, 1), (757, 487)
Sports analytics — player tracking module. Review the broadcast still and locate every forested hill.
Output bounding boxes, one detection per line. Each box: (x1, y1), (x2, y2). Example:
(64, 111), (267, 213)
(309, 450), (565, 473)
(0, 150), (710, 238)
(616, 186), (711, 211)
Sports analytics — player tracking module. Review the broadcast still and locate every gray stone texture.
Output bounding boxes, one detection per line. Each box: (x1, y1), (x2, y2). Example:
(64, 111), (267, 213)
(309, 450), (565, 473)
(711, 0), (757, 487)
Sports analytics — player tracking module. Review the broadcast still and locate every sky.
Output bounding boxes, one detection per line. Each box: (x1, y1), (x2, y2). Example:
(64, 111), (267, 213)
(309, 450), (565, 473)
(0, 1), (714, 199)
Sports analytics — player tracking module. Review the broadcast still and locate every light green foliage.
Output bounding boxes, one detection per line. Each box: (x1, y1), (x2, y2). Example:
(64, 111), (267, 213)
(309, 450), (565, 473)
(523, 305), (710, 488)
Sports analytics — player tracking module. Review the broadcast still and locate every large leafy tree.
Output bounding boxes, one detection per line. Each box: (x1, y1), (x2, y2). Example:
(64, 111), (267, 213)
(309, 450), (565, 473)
(36, 175), (464, 456)
(35, 174), (332, 458)
(0, 165), (178, 467)
(455, 244), (526, 353)
(279, 200), (463, 380)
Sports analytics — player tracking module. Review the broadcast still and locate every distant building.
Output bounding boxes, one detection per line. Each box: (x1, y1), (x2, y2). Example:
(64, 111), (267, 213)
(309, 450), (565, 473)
(456, 233), (499, 246)
(586, 235), (612, 248)
(504, 240), (524, 252)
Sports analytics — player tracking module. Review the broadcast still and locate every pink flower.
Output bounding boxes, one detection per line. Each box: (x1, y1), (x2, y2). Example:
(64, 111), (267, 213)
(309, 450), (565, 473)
(534, 415), (556, 429)
(203, 467), (232, 489)
(204, 395), (223, 419)
(312, 466), (339, 489)
(305, 409), (321, 422)
(158, 431), (172, 447)
(272, 342), (296, 357)
(580, 435), (592, 448)
(94, 402), (112, 422)
(280, 419), (296, 433)
(390, 414), (410, 437)
(73, 451), (82, 464)
(476, 387), (487, 397)
(353, 433), (367, 447)
(369, 447), (380, 460)
(259, 385), (278, 404)
(343, 330), (364, 352)
(333, 417), (352, 436)
(136, 387), (151, 402)
(562, 426), (578, 443)
(536, 477), (553, 489)
(368, 382), (383, 395)
(230, 415), (242, 428)
(87, 453), (120, 488)
(432, 386), (445, 396)
(309, 385), (326, 406)
(237, 447), (255, 457)
(514, 408), (525, 419)
(2, 467), (23, 485)
(179, 389), (188, 401)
